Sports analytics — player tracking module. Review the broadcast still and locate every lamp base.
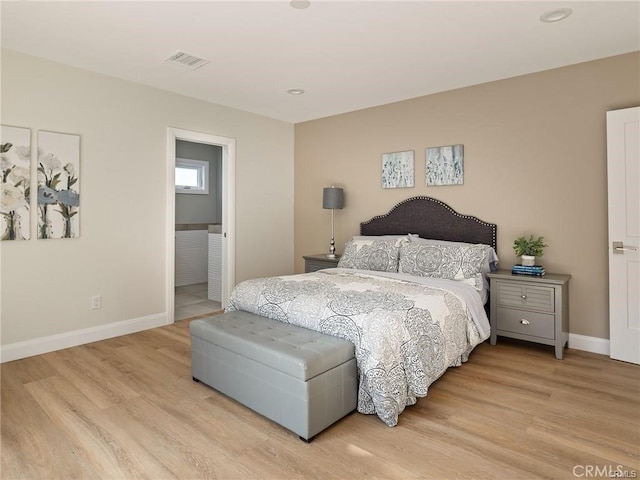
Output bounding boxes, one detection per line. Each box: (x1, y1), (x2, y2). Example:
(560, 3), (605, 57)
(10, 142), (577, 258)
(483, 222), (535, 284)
(328, 236), (336, 258)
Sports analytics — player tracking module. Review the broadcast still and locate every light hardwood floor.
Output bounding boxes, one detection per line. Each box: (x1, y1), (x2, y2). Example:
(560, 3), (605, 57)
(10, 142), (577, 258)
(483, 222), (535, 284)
(2, 318), (638, 480)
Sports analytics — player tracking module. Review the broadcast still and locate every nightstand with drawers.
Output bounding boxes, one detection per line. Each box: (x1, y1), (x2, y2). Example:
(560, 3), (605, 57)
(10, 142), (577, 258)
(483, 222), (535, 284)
(487, 270), (571, 359)
(303, 254), (341, 273)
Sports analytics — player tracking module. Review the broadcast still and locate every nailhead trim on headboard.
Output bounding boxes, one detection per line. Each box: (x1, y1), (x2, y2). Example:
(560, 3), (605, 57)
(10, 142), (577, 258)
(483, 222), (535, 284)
(360, 196), (497, 250)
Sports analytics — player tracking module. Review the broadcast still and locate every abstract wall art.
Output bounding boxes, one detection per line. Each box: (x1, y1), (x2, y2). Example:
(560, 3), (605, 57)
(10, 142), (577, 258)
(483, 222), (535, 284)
(382, 150), (415, 189)
(426, 144), (464, 186)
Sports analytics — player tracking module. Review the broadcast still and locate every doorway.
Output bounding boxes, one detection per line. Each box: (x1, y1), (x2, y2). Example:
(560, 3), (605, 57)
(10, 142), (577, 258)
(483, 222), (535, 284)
(174, 140), (222, 320)
(166, 128), (236, 324)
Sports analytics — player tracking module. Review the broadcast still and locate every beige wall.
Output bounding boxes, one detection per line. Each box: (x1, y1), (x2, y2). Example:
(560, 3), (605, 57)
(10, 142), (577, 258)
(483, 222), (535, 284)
(1, 50), (294, 346)
(294, 52), (640, 340)
(2, 48), (637, 350)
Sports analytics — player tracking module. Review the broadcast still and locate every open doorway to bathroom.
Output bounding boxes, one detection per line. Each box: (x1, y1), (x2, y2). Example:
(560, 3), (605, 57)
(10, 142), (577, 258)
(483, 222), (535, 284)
(174, 140), (223, 320)
(166, 127), (236, 324)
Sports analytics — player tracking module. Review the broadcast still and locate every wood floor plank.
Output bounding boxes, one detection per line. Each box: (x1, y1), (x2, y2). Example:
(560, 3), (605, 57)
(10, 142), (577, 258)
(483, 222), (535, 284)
(1, 354), (58, 384)
(1, 320), (638, 480)
(104, 396), (259, 479)
(24, 375), (174, 479)
(199, 391), (424, 479)
(41, 348), (140, 410)
(529, 418), (639, 472)
(1, 372), (100, 479)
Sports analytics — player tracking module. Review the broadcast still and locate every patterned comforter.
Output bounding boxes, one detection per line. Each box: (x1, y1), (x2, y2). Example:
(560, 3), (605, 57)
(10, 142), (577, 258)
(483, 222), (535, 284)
(226, 268), (491, 427)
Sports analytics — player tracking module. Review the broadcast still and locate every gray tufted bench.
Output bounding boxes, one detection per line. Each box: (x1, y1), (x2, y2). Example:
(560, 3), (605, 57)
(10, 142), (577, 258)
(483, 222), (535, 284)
(190, 310), (358, 441)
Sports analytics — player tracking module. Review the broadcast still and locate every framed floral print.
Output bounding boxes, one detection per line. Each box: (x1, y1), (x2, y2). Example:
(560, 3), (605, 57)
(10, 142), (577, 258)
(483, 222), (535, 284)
(37, 130), (80, 239)
(1, 125), (31, 241)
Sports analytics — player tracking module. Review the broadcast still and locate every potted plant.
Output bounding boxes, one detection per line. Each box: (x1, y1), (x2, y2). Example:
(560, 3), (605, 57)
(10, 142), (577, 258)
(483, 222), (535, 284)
(513, 235), (548, 266)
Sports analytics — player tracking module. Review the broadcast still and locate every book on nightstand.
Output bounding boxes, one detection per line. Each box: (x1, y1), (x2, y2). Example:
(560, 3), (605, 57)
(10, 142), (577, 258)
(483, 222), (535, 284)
(512, 264), (546, 276)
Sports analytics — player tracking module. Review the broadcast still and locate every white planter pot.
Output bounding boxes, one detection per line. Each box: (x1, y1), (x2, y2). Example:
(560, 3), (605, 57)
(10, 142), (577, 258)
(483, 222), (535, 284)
(521, 255), (536, 266)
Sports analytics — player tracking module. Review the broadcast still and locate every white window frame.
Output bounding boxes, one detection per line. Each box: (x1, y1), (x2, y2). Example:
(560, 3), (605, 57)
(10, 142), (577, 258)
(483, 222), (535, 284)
(175, 158), (209, 195)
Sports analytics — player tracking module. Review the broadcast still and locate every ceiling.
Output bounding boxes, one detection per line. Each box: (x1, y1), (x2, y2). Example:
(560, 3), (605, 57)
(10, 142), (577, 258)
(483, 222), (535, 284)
(1, 1), (639, 124)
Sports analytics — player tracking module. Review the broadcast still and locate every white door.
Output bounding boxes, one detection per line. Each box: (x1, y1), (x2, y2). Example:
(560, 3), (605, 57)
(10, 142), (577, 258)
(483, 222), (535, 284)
(607, 106), (640, 364)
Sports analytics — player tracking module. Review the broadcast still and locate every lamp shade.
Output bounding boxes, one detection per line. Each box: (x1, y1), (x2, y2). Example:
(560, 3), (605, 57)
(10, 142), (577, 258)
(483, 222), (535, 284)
(322, 187), (344, 210)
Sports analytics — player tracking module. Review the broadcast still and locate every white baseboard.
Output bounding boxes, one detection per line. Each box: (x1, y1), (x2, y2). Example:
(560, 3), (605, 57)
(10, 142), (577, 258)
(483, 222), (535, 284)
(0, 313), (170, 363)
(569, 333), (610, 356)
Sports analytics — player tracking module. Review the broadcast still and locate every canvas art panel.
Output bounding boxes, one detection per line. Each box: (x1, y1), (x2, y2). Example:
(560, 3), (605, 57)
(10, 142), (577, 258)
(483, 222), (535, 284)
(382, 150), (415, 188)
(1, 125), (31, 241)
(37, 130), (80, 239)
(426, 144), (464, 186)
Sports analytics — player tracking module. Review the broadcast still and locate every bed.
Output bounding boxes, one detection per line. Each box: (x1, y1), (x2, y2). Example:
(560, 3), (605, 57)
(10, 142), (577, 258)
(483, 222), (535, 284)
(226, 196), (497, 427)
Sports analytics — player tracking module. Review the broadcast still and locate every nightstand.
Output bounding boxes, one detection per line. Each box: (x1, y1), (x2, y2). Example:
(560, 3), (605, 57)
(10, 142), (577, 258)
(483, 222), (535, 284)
(487, 270), (571, 359)
(303, 254), (341, 273)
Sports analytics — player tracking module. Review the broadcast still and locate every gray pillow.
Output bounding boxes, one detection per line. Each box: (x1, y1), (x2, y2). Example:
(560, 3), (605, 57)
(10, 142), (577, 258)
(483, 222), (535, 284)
(338, 237), (408, 272)
(398, 242), (488, 291)
(408, 235), (498, 271)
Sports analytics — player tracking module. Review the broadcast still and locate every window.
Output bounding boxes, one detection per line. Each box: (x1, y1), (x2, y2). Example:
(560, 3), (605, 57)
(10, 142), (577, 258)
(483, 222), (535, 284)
(175, 158), (209, 194)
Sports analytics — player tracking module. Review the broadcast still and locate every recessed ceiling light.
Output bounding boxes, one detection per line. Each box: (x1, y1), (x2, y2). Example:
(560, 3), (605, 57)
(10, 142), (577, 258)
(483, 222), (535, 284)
(290, 0), (310, 9)
(539, 8), (573, 23)
(287, 89), (305, 95)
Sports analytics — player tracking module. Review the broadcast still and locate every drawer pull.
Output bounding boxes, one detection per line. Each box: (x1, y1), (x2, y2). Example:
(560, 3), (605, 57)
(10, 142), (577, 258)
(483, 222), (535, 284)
(520, 319), (530, 325)
(521, 294), (527, 299)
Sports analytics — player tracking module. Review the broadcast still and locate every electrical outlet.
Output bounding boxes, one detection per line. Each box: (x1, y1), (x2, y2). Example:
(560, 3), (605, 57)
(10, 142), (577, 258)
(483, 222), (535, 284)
(91, 295), (101, 309)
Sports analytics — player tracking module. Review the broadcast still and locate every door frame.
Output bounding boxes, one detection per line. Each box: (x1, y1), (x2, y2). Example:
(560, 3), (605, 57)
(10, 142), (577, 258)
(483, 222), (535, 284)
(166, 127), (236, 323)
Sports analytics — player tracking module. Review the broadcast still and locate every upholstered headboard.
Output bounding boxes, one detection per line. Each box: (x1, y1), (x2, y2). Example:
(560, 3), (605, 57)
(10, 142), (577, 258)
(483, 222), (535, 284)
(360, 196), (497, 250)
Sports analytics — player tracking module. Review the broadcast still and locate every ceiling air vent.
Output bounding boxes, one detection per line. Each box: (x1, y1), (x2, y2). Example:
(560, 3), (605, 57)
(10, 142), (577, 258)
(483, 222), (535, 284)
(165, 51), (210, 70)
